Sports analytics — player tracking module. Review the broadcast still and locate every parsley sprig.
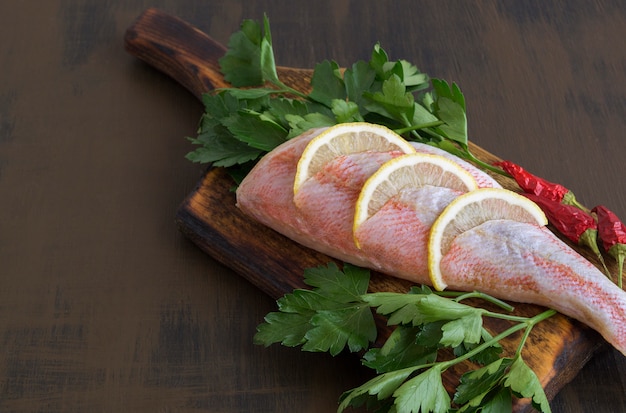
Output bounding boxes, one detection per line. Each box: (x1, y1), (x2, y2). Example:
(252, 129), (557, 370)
(254, 263), (555, 413)
(186, 15), (503, 180)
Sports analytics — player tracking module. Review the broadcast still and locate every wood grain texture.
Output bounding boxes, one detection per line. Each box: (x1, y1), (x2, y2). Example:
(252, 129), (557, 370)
(1, 1), (625, 412)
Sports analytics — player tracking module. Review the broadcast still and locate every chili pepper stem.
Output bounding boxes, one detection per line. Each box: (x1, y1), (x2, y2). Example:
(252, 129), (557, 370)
(617, 254), (623, 289)
(608, 245), (626, 290)
(579, 231), (612, 281)
(599, 253), (612, 281)
(592, 206), (626, 290)
(563, 192), (590, 213)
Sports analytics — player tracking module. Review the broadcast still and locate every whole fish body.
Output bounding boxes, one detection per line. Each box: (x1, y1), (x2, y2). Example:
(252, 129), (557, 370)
(236, 128), (626, 355)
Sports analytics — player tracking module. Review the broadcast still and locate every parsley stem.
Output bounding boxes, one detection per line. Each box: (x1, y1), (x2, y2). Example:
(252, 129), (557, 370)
(462, 149), (508, 175)
(439, 308), (556, 371)
(405, 125), (508, 176)
(514, 308), (557, 357)
(270, 79), (308, 100)
(484, 308), (556, 325)
(418, 126), (443, 140)
(394, 121), (444, 136)
(394, 322), (529, 378)
(437, 290), (515, 312)
(444, 324), (526, 369)
(484, 311), (538, 323)
(368, 308), (557, 378)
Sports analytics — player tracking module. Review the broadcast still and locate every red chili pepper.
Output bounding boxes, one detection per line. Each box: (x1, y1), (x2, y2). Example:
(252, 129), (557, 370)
(494, 160), (586, 210)
(592, 205), (626, 288)
(524, 194), (610, 278)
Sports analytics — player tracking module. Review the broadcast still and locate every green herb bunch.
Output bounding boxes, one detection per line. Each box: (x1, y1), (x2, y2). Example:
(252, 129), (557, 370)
(186, 15), (501, 183)
(255, 263), (555, 413)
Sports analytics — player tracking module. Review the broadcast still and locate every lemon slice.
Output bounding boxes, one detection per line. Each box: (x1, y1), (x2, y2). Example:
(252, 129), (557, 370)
(293, 122), (416, 195)
(353, 153), (479, 246)
(428, 188), (548, 290)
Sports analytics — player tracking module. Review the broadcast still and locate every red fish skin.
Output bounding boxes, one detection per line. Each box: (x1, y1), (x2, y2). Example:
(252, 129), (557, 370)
(441, 220), (626, 355)
(237, 128), (508, 275)
(354, 186), (461, 283)
(236, 128), (333, 253)
(238, 128), (407, 267)
(237, 128), (374, 266)
(293, 151), (405, 262)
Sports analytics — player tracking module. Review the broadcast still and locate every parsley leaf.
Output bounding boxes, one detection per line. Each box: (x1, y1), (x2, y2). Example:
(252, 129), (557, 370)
(481, 387), (514, 413)
(309, 60), (347, 106)
(362, 291), (425, 325)
(454, 357), (513, 407)
(453, 328), (503, 366)
(394, 366), (451, 413)
(338, 367), (416, 411)
(218, 15), (279, 87)
(303, 262), (369, 298)
(432, 77), (466, 112)
(254, 310), (314, 348)
(304, 306), (375, 355)
(253, 263), (377, 356)
(362, 325), (437, 373)
(440, 314), (483, 348)
(259, 15), (279, 84)
(189, 15), (506, 176)
(221, 109), (287, 151)
(369, 43), (391, 80)
(434, 96), (467, 143)
(344, 60), (377, 112)
(365, 291), (486, 348)
(364, 74), (415, 125)
(185, 125), (262, 167)
(504, 357), (552, 412)
(265, 98), (310, 127)
(256, 263), (555, 413)
(186, 92), (266, 167)
(218, 19), (264, 87)
(285, 113), (336, 137)
(332, 99), (363, 123)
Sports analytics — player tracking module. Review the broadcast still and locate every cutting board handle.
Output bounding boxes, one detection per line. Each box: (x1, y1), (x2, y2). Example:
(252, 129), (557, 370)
(124, 8), (314, 100)
(124, 8), (230, 99)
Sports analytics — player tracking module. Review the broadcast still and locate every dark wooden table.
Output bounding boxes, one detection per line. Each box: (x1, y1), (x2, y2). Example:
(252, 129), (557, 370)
(1, 1), (625, 412)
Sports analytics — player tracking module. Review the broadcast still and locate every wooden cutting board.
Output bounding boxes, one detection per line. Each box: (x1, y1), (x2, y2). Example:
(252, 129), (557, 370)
(124, 8), (608, 412)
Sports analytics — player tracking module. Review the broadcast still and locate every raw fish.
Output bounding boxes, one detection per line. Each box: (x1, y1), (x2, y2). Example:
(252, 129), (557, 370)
(237, 129), (498, 278)
(441, 220), (626, 354)
(236, 128), (626, 355)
